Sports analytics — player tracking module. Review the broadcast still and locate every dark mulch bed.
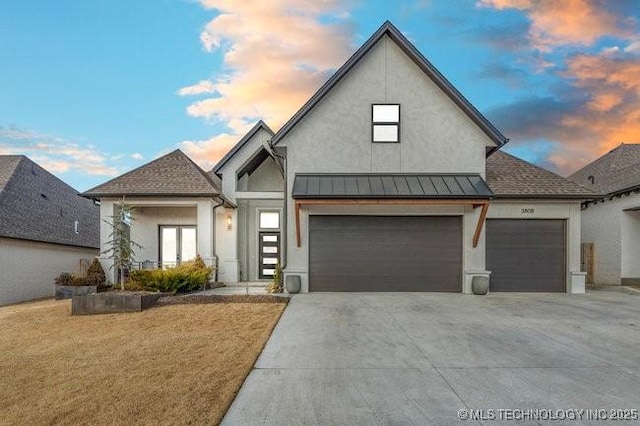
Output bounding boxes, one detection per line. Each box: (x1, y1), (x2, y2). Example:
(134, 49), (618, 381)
(155, 294), (289, 306)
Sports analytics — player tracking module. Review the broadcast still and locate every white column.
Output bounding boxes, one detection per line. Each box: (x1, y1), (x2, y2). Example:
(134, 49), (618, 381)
(463, 205), (488, 294)
(197, 199), (215, 267)
(568, 203), (585, 293)
(214, 206), (240, 282)
(99, 200), (115, 284)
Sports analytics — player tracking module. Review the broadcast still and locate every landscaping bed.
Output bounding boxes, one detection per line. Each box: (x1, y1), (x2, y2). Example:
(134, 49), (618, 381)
(155, 294), (288, 306)
(71, 291), (166, 315)
(0, 297), (287, 425)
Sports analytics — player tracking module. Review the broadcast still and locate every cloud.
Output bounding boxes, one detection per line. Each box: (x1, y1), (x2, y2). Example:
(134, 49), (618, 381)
(625, 40), (640, 53)
(468, 22), (530, 51)
(476, 61), (530, 87)
(477, 0), (636, 51)
(179, 132), (242, 170)
(0, 126), (119, 177)
(474, 0), (640, 174)
(488, 52), (640, 174)
(176, 80), (216, 96)
(131, 153), (145, 160)
(178, 0), (355, 166)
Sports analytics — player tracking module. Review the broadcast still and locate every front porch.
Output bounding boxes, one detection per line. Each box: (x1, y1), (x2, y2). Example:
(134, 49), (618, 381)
(98, 198), (219, 284)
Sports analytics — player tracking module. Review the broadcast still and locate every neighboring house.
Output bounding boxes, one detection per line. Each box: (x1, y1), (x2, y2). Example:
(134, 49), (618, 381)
(85, 21), (594, 293)
(0, 155), (99, 305)
(569, 143), (640, 286)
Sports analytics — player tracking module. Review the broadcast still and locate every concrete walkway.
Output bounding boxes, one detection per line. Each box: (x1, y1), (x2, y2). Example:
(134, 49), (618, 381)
(222, 292), (640, 425)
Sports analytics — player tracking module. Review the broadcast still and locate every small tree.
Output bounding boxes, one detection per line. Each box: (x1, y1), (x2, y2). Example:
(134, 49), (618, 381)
(266, 261), (283, 293)
(86, 258), (107, 289)
(102, 199), (142, 290)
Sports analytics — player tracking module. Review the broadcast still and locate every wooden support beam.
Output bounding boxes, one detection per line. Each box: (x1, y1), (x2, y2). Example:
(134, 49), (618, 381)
(293, 198), (491, 248)
(472, 202), (490, 248)
(295, 201), (301, 247)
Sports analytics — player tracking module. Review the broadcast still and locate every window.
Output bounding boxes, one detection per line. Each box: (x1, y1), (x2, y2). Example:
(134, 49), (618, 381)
(259, 211), (280, 229)
(372, 104), (400, 142)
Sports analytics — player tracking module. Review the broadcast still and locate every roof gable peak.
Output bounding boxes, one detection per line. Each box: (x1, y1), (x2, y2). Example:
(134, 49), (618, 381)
(212, 120), (275, 174)
(271, 20), (508, 148)
(82, 148), (224, 198)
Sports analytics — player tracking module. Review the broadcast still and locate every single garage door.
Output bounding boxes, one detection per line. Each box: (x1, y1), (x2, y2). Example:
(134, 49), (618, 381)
(309, 215), (462, 292)
(486, 219), (566, 292)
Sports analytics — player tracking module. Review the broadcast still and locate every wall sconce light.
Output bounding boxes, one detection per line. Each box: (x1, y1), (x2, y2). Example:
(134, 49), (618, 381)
(226, 212), (233, 231)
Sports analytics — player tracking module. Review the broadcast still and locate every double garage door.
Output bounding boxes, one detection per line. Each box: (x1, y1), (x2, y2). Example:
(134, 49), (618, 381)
(309, 216), (462, 292)
(309, 216), (566, 292)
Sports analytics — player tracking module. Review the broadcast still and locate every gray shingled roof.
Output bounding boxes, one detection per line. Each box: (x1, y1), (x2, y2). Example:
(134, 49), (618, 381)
(83, 150), (225, 198)
(0, 155), (21, 192)
(272, 21), (508, 151)
(0, 155), (99, 248)
(292, 174), (492, 199)
(568, 143), (640, 195)
(486, 151), (596, 199)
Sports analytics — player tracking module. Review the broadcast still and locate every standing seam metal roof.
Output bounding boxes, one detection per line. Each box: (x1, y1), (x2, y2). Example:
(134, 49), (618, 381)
(292, 174), (493, 199)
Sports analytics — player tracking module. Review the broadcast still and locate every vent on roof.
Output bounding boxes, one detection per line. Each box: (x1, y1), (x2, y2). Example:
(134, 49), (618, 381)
(588, 175), (595, 184)
(40, 193), (48, 200)
(74, 221), (79, 234)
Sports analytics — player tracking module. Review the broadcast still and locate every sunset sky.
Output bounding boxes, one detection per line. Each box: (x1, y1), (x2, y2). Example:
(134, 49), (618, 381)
(1, 0), (639, 191)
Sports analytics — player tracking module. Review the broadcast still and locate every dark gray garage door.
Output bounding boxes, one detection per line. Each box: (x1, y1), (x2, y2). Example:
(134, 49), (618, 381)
(309, 216), (462, 292)
(486, 219), (565, 292)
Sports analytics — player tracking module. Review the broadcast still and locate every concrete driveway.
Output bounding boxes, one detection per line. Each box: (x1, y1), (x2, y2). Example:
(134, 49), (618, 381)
(222, 292), (640, 425)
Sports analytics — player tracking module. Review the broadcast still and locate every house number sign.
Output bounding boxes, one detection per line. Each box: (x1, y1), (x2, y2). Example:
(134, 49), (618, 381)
(521, 208), (535, 214)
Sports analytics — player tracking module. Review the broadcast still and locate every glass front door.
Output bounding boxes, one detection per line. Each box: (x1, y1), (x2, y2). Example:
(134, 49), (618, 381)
(259, 232), (280, 278)
(160, 226), (196, 268)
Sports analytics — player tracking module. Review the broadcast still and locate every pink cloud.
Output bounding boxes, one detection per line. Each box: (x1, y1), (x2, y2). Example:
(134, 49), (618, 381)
(478, 0), (635, 50)
(178, 0), (354, 166)
(176, 80), (216, 96)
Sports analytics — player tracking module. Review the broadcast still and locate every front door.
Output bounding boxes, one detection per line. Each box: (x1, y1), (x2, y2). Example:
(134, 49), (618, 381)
(160, 225), (197, 268)
(259, 232), (280, 279)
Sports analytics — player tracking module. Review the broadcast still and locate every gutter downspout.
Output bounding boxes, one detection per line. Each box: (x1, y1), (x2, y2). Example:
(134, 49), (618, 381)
(211, 197), (226, 281)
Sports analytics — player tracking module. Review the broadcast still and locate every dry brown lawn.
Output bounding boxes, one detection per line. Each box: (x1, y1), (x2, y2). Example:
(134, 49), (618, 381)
(0, 297), (287, 426)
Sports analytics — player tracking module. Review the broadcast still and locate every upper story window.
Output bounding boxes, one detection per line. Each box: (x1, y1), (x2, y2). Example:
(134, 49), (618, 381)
(372, 104), (400, 143)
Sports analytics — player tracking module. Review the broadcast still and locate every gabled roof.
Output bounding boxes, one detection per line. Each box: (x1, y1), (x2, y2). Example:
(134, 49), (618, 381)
(568, 143), (640, 195)
(271, 20), (508, 149)
(83, 149), (226, 199)
(292, 174), (492, 199)
(212, 120), (274, 175)
(486, 151), (597, 199)
(0, 155), (22, 192)
(0, 155), (99, 248)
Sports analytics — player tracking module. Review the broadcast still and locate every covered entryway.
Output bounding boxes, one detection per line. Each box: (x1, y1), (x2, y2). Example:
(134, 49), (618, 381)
(486, 219), (566, 292)
(309, 215), (462, 292)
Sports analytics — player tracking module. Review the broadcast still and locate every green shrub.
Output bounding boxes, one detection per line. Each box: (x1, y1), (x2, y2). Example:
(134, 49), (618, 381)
(123, 279), (145, 292)
(86, 259), (107, 287)
(128, 256), (213, 294)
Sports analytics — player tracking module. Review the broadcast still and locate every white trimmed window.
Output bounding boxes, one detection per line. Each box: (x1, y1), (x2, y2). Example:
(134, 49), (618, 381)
(259, 211), (280, 229)
(372, 104), (400, 143)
